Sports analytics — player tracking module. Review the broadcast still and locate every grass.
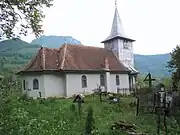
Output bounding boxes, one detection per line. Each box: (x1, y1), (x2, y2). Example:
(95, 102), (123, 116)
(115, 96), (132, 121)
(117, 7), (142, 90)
(2, 93), (180, 135)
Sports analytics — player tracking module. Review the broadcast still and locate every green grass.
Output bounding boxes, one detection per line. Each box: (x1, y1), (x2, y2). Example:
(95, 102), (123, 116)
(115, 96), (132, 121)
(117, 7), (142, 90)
(2, 93), (180, 135)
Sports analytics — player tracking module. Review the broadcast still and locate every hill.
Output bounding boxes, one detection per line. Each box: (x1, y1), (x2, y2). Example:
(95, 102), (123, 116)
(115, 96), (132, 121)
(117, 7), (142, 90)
(134, 53), (171, 77)
(0, 39), (40, 72)
(0, 36), (172, 77)
(0, 36), (82, 72)
(31, 35), (82, 48)
(0, 38), (40, 56)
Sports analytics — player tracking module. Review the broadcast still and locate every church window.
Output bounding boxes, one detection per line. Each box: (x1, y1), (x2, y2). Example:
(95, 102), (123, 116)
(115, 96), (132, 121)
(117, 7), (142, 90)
(33, 79), (39, 90)
(123, 40), (129, 49)
(81, 75), (87, 88)
(23, 80), (26, 90)
(116, 75), (120, 86)
(100, 74), (105, 86)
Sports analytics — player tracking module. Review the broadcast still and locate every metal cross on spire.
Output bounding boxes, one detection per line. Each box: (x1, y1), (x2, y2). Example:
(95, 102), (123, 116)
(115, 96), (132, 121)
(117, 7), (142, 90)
(115, 0), (117, 8)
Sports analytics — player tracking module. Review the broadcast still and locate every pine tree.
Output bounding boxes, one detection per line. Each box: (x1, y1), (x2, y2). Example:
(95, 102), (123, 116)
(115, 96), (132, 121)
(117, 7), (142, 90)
(85, 106), (95, 135)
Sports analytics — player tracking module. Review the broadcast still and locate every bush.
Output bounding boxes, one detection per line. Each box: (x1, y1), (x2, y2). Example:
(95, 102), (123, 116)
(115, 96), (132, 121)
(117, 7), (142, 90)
(84, 105), (95, 134)
(19, 93), (28, 101)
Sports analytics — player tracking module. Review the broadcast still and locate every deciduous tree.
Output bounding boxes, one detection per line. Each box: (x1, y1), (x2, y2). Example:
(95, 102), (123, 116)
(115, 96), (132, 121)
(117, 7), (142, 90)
(167, 45), (180, 89)
(0, 0), (53, 39)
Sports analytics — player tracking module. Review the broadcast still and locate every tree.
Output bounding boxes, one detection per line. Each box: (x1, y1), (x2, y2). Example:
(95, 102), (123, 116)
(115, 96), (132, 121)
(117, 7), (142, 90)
(85, 106), (95, 135)
(0, 57), (5, 69)
(167, 45), (180, 89)
(160, 77), (172, 89)
(136, 75), (149, 88)
(0, 0), (53, 39)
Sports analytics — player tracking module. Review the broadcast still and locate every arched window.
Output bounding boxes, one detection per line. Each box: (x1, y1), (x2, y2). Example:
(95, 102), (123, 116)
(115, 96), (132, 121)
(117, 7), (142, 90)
(100, 74), (105, 86)
(23, 80), (26, 90)
(116, 75), (120, 86)
(81, 75), (87, 88)
(33, 79), (39, 90)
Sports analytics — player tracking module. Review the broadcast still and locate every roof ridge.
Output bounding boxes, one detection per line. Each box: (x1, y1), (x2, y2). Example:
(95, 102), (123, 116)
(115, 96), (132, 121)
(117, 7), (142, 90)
(64, 44), (104, 49)
(60, 45), (68, 70)
(42, 47), (45, 70)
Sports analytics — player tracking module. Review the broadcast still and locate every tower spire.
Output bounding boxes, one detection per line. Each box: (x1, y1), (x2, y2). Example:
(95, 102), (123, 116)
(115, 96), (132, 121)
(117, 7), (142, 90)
(101, 0), (135, 43)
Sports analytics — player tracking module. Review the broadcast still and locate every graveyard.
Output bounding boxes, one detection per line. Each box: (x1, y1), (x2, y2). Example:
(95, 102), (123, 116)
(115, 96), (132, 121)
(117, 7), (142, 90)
(1, 75), (180, 135)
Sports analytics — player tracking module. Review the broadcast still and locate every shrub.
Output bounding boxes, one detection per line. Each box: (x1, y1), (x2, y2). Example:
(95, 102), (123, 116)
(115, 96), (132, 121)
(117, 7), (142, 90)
(19, 93), (28, 101)
(84, 105), (95, 134)
(47, 97), (56, 102)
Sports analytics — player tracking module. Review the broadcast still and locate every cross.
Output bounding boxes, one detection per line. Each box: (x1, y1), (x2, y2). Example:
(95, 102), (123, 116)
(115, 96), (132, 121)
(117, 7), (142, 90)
(143, 72), (156, 88)
(73, 94), (84, 116)
(115, 0), (117, 8)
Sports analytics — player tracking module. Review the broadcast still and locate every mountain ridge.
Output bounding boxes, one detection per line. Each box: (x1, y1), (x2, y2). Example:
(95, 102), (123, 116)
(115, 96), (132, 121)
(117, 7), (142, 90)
(31, 35), (81, 48)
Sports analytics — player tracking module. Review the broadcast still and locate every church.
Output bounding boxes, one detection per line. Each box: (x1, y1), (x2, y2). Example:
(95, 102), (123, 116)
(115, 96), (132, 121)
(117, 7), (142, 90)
(17, 1), (139, 98)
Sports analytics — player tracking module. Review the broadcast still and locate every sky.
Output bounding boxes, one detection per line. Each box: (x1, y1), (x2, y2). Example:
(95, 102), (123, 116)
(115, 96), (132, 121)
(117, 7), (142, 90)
(22, 0), (180, 55)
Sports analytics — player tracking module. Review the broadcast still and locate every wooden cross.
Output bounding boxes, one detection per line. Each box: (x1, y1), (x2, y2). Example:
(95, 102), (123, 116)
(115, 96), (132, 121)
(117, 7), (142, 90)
(143, 72), (156, 88)
(73, 94), (84, 116)
(73, 94), (84, 103)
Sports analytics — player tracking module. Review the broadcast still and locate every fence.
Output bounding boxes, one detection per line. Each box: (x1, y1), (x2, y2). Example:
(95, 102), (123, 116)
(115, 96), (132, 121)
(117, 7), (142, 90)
(135, 87), (180, 134)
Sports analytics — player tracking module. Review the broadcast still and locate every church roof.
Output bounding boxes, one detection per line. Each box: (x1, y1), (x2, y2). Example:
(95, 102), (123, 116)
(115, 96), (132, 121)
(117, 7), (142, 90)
(126, 65), (139, 74)
(101, 3), (135, 43)
(17, 44), (130, 74)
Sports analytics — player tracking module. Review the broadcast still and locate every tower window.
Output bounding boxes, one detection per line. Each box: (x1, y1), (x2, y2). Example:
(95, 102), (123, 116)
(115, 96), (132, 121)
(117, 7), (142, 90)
(123, 40), (129, 49)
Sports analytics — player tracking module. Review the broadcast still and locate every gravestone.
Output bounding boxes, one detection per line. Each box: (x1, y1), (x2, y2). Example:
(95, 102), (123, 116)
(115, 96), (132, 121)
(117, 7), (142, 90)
(107, 93), (120, 104)
(39, 92), (42, 98)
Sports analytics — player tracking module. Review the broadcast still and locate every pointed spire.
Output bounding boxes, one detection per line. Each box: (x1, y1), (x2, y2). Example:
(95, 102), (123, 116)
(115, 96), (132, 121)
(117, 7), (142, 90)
(110, 1), (127, 39)
(101, 0), (135, 43)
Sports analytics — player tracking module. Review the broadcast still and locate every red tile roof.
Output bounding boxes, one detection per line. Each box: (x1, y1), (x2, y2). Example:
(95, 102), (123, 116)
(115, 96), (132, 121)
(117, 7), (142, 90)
(18, 44), (130, 73)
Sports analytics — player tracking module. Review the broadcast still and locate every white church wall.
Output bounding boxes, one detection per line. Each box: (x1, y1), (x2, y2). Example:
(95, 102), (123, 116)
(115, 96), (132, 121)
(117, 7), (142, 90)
(43, 74), (65, 98)
(21, 75), (45, 98)
(66, 73), (100, 97)
(21, 72), (130, 98)
(110, 73), (130, 95)
(66, 73), (130, 97)
(21, 74), (65, 98)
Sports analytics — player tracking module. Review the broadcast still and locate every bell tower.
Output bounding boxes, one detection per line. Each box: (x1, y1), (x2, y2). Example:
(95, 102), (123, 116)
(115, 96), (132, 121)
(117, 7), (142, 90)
(101, 0), (139, 91)
(102, 0), (136, 69)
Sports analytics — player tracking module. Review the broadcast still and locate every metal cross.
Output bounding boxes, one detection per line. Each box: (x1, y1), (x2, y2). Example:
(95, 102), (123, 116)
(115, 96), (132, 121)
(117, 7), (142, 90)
(143, 72), (156, 88)
(115, 0), (117, 7)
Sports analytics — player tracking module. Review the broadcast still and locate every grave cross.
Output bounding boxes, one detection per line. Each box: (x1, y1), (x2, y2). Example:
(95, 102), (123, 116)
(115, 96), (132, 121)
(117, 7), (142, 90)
(73, 94), (84, 116)
(143, 72), (156, 88)
(97, 86), (103, 103)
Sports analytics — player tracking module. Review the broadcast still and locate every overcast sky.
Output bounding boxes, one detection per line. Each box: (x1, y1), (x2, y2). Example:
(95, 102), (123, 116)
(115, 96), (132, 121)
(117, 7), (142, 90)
(22, 0), (180, 55)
